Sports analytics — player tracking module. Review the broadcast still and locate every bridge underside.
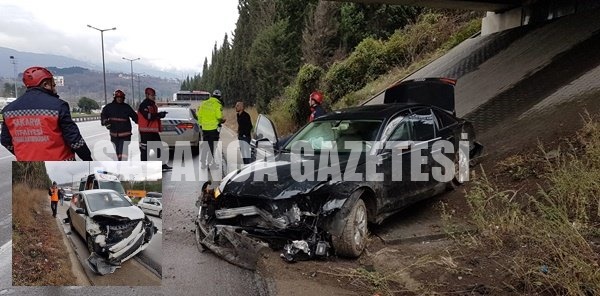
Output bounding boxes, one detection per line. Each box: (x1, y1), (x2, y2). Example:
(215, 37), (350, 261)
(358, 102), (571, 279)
(330, 0), (523, 12)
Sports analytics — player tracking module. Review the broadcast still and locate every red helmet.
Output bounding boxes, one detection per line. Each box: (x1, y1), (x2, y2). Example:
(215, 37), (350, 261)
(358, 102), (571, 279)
(113, 89), (125, 98)
(310, 91), (324, 105)
(22, 66), (53, 88)
(145, 87), (156, 96)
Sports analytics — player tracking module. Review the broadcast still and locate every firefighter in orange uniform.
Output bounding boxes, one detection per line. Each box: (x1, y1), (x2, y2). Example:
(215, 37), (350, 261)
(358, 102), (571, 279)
(137, 87), (171, 170)
(1, 66), (93, 161)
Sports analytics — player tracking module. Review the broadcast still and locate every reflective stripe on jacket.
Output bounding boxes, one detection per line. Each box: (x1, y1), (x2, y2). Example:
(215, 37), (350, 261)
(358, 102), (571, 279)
(197, 97), (223, 131)
(137, 98), (161, 133)
(0, 88), (86, 161)
(101, 101), (137, 137)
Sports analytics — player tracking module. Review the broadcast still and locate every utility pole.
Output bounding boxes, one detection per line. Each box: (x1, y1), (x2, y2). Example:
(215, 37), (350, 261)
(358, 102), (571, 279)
(122, 57), (140, 107)
(9, 56), (18, 97)
(87, 25), (117, 106)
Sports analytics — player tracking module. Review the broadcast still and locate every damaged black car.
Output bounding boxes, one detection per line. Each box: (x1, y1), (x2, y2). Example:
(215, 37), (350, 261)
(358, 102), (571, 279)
(67, 189), (157, 275)
(195, 78), (483, 269)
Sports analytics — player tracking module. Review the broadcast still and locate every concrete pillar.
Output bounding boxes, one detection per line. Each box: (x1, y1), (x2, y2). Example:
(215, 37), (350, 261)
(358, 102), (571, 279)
(481, 7), (523, 36)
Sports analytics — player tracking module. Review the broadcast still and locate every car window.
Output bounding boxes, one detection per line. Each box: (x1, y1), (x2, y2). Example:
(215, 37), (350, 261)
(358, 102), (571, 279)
(255, 115), (277, 143)
(388, 118), (412, 141)
(433, 109), (457, 129)
(98, 181), (126, 195)
(159, 107), (192, 119)
(285, 119), (382, 152)
(86, 191), (132, 212)
(410, 108), (436, 141)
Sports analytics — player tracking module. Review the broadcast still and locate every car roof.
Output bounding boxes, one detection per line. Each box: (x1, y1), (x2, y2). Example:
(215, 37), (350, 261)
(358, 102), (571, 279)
(315, 103), (429, 121)
(80, 189), (119, 195)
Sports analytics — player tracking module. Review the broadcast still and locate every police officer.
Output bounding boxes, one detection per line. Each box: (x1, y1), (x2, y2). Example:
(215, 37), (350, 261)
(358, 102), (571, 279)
(137, 87), (171, 170)
(197, 89), (226, 169)
(101, 89), (138, 161)
(1, 66), (92, 161)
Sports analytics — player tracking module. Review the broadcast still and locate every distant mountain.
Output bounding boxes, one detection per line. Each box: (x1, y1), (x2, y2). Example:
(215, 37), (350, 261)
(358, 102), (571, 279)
(0, 65), (181, 106)
(0, 47), (189, 79)
(0, 47), (95, 77)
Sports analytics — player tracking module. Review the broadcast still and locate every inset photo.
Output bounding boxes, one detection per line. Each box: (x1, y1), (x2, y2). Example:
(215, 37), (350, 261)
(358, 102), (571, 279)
(12, 161), (162, 286)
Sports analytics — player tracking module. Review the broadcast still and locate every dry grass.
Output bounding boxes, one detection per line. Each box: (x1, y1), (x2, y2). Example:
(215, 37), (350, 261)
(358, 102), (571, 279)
(462, 116), (600, 294)
(12, 183), (76, 286)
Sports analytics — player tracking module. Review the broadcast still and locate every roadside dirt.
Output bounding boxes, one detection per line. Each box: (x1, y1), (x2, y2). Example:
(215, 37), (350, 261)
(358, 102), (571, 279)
(12, 184), (77, 286)
(254, 92), (600, 295)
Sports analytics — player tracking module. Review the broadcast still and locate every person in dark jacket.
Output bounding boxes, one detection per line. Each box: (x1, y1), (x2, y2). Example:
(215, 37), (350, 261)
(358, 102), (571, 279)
(137, 87), (171, 170)
(235, 101), (253, 164)
(101, 89), (138, 161)
(1, 66), (92, 161)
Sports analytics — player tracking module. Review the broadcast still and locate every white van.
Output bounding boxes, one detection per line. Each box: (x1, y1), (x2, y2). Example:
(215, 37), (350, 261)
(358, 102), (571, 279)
(79, 170), (131, 202)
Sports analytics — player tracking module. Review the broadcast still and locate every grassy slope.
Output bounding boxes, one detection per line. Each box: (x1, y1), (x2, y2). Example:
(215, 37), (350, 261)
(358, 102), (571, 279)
(12, 183), (76, 286)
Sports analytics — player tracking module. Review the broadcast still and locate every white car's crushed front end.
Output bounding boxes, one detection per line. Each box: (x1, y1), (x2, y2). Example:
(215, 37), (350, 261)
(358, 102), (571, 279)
(86, 208), (157, 275)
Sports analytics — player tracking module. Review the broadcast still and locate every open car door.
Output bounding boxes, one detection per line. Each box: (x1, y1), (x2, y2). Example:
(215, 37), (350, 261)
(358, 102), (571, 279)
(251, 114), (279, 162)
(383, 78), (456, 115)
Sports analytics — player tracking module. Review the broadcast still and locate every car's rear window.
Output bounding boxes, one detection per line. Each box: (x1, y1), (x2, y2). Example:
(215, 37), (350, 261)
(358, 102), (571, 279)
(159, 107), (192, 119)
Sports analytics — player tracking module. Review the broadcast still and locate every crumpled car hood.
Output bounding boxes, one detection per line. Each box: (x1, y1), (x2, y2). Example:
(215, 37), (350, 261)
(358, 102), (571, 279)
(223, 153), (360, 199)
(90, 206), (145, 220)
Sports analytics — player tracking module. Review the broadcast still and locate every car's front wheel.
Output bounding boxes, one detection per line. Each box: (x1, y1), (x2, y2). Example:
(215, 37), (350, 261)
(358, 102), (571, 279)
(332, 199), (368, 257)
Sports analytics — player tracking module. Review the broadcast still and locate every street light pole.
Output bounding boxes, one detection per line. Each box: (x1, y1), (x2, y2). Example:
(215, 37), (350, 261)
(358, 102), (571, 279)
(9, 56), (18, 97)
(87, 24), (116, 106)
(122, 57), (140, 107)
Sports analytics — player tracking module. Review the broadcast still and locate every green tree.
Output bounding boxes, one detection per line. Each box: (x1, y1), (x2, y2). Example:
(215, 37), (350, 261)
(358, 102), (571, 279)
(77, 97), (99, 114)
(247, 20), (295, 112)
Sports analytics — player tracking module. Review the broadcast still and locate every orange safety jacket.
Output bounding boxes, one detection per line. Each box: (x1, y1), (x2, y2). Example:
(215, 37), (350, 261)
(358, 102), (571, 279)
(50, 188), (59, 202)
(137, 99), (162, 133)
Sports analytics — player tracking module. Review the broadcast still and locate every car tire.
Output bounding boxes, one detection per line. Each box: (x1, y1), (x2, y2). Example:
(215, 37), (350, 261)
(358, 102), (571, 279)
(332, 199), (368, 257)
(86, 235), (95, 254)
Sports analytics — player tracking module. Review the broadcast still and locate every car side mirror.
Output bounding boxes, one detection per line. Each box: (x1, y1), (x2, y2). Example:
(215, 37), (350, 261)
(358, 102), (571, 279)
(75, 208), (85, 214)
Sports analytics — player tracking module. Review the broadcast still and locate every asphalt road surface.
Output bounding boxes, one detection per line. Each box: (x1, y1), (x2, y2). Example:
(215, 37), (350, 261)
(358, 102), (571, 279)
(0, 121), (271, 295)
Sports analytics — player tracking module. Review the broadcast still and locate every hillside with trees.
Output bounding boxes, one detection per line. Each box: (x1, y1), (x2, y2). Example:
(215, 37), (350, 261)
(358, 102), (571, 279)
(182, 1), (480, 132)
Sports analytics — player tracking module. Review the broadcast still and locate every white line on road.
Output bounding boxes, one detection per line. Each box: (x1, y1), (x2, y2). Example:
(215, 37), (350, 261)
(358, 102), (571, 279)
(0, 240), (11, 255)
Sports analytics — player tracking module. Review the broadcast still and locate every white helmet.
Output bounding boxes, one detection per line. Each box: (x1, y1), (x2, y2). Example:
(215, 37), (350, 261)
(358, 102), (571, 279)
(212, 89), (222, 98)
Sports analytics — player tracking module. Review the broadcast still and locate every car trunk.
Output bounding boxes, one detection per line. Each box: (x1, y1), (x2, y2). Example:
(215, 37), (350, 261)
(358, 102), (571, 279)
(383, 78), (456, 114)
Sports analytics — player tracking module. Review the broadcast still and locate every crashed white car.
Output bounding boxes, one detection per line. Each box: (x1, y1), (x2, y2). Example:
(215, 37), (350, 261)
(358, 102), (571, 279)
(67, 189), (157, 275)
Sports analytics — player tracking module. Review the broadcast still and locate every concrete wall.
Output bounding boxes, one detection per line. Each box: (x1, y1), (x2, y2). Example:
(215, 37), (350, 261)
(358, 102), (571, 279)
(481, 8), (523, 36)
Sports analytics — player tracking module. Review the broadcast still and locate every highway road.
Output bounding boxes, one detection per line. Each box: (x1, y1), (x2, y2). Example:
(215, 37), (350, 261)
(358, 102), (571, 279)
(0, 120), (271, 295)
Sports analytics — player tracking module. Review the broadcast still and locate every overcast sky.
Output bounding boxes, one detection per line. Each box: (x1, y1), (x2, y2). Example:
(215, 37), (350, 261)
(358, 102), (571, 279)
(45, 161), (162, 186)
(0, 0), (239, 75)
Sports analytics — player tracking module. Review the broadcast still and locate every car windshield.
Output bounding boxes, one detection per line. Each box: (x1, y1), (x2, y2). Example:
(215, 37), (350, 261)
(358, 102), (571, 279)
(159, 107), (191, 119)
(283, 119), (382, 153)
(86, 191), (132, 212)
(98, 181), (126, 195)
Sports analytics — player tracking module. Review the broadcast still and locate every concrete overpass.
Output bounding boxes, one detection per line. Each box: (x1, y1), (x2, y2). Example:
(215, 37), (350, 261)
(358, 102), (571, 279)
(332, 0), (600, 35)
